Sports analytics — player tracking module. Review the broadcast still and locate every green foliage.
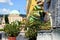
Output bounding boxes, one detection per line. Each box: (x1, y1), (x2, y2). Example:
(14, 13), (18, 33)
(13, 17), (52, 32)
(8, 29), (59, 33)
(25, 29), (37, 40)
(0, 29), (4, 31)
(25, 2), (51, 40)
(25, 15), (41, 39)
(4, 21), (21, 37)
(25, 9), (51, 40)
(40, 20), (51, 27)
(33, 5), (43, 11)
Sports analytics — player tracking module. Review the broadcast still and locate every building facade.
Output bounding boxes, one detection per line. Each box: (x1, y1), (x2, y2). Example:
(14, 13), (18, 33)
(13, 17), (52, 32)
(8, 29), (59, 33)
(8, 10), (23, 24)
(0, 15), (6, 40)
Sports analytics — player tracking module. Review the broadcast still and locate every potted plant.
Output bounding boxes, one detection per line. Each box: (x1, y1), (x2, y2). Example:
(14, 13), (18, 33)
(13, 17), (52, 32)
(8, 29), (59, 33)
(4, 21), (21, 40)
(25, 15), (41, 40)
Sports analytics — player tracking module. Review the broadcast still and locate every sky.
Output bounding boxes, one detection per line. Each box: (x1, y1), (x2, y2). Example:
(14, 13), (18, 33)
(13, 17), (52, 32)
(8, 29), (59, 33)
(0, 0), (26, 15)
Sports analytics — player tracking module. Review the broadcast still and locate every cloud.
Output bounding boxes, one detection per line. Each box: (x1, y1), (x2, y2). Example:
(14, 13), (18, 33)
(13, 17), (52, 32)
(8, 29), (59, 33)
(0, 0), (13, 6)
(0, 0), (6, 2)
(7, 0), (13, 6)
(9, 2), (13, 6)
(0, 8), (10, 14)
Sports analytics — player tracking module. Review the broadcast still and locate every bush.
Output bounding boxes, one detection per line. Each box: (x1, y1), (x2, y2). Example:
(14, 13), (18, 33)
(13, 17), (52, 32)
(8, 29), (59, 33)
(4, 21), (21, 37)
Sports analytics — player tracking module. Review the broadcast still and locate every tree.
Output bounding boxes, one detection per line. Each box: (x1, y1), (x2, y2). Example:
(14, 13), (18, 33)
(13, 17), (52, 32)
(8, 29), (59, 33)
(5, 15), (9, 24)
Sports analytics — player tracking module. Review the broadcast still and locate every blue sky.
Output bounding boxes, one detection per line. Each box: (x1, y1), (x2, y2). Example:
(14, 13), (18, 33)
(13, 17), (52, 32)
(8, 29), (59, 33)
(0, 0), (26, 14)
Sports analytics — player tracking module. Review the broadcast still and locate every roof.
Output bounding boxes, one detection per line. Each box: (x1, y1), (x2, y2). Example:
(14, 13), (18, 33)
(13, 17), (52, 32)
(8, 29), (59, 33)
(10, 10), (20, 14)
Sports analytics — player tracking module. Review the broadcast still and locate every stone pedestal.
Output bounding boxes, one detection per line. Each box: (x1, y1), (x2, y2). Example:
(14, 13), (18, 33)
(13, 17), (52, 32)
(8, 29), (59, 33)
(37, 32), (52, 40)
(37, 29), (60, 40)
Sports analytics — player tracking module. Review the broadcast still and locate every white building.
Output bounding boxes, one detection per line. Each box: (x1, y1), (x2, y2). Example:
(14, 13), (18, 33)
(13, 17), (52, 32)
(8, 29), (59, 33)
(8, 10), (23, 24)
(0, 15), (6, 40)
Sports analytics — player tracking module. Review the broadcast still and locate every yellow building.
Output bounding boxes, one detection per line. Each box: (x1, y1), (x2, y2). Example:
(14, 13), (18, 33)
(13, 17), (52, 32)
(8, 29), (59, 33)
(26, 0), (37, 17)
